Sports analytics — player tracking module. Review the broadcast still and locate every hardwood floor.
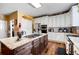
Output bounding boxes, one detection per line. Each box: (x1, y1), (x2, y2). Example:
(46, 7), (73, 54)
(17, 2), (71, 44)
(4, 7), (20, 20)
(42, 41), (66, 55)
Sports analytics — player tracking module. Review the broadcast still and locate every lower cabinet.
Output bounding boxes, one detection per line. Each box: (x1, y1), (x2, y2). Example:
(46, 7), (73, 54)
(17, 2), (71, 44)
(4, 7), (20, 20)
(31, 35), (48, 55)
(1, 35), (48, 55)
(31, 39), (40, 55)
(48, 32), (65, 43)
(14, 42), (32, 55)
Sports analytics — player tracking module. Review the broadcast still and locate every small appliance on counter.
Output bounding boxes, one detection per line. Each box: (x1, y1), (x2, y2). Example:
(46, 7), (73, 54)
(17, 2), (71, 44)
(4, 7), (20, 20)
(63, 28), (69, 33)
(58, 27), (63, 32)
(48, 27), (54, 32)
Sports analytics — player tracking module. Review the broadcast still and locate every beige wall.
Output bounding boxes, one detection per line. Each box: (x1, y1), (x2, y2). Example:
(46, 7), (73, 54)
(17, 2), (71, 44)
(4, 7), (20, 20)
(4, 11), (34, 33)
(18, 11), (34, 32)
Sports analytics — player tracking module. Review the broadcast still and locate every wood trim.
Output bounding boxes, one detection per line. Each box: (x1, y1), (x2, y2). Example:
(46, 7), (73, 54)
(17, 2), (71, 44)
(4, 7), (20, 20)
(34, 3), (78, 18)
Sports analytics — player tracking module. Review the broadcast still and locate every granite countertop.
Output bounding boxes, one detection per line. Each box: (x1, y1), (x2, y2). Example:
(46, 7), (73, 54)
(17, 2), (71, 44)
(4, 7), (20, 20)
(0, 34), (47, 50)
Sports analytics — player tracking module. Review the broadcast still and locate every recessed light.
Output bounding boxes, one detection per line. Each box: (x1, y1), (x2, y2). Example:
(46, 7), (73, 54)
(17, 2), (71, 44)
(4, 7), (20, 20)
(30, 3), (42, 8)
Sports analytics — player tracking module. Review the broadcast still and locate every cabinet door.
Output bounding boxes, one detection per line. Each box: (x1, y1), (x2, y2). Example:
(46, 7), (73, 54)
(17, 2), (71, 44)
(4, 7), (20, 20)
(61, 14), (65, 27)
(41, 16), (48, 25)
(56, 15), (61, 27)
(48, 32), (51, 40)
(55, 15), (58, 27)
(48, 16), (53, 27)
(71, 5), (79, 26)
(53, 16), (56, 27)
(65, 12), (71, 27)
(44, 16), (48, 25)
(40, 17), (44, 25)
(34, 18), (41, 23)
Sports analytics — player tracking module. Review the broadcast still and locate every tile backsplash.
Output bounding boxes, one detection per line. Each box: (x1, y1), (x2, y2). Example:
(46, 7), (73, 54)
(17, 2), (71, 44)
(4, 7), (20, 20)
(48, 27), (72, 33)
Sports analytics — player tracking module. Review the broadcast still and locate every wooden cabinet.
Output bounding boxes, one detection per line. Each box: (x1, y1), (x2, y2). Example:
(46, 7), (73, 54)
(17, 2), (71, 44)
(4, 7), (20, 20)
(1, 42), (32, 55)
(71, 5), (79, 26)
(44, 35), (48, 47)
(14, 42), (32, 55)
(1, 34), (48, 55)
(56, 15), (60, 27)
(48, 16), (53, 27)
(60, 14), (65, 27)
(40, 16), (48, 25)
(31, 38), (40, 55)
(65, 12), (71, 27)
(34, 11), (72, 27)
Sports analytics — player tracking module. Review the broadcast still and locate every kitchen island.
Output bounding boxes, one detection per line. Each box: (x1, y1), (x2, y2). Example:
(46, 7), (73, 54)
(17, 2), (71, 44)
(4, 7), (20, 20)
(0, 34), (48, 55)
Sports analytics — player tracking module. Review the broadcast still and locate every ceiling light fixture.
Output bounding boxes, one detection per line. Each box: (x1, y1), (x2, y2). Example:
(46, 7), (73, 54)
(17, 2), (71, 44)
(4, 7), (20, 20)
(30, 3), (42, 8)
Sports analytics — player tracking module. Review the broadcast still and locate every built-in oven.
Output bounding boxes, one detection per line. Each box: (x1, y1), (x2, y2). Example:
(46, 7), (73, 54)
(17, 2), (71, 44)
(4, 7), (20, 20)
(41, 25), (47, 33)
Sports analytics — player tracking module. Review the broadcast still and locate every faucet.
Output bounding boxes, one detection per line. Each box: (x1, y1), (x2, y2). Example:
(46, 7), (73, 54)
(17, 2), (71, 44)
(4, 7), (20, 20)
(17, 32), (22, 41)
(16, 31), (26, 41)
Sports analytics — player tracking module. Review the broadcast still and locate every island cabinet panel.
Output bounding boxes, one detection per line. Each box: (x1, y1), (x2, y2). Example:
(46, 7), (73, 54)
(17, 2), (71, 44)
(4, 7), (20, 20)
(1, 34), (48, 55)
(31, 39), (40, 55)
(14, 42), (32, 55)
(1, 42), (33, 55)
(1, 43), (14, 55)
(44, 35), (48, 47)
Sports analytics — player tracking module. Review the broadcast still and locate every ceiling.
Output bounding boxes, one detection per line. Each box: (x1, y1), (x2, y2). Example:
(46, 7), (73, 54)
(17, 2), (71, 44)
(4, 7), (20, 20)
(0, 3), (76, 17)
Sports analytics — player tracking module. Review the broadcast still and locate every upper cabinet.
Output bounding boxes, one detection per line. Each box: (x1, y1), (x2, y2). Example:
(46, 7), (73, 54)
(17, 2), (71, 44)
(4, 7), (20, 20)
(71, 5), (79, 26)
(40, 16), (48, 25)
(48, 16), (54, 27)
(65, 12), (71, 27)
(34, 10), (72, 27)
(60, 14), (65, 27)
(34, 16), (49, 25)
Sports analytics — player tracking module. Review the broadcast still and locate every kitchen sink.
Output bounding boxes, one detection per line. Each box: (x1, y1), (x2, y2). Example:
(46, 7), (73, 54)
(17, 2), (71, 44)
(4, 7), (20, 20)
(24, 34), (41, 38)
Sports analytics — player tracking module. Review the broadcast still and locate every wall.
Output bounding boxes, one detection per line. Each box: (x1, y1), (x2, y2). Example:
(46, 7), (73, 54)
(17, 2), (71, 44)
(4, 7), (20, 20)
(5, 11), (33, 36)
(0, 15), (7, 39)
(0, 15), (7, 53)
(4, 11), (18, 34)
(18, 11), (33, 35)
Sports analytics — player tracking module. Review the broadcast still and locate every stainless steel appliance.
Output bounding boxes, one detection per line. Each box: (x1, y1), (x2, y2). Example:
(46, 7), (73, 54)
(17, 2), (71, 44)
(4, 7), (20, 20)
(41, 25), (47, 33)
(66, 35), (74, 55)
